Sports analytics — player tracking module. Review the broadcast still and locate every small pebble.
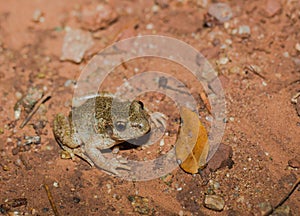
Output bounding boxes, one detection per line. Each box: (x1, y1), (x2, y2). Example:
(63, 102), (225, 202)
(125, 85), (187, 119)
(225, 39), (232, 45)
(288, 157), (300, 168)
(208, 3), (232, 23)
(159, 139), (165, 147)
(238, 25), (251, 36)
(42, 208), (49, 213)
(15, 92), (23, 100)
(64, 80), (74, 87)
(152, 5), (160, 13)
(128, 195), (150, 215)
(146, 23), (154, 30)
(60, 29), (94, 63)
(73, 197), (81, 203)
(53, 182), (59, 187)
(206, 115), (213, 122)
(218, 57), (229, 65)
(204, 195), (225, 211)
(283, 51), (289, 58)
(32, 9), (44, 23)
(264, 0), (281, 17)
(273, 205), (291, 216)
(258, 202), (272, 215)
(295, 43), (300, 52)
(106, 183), (112, 190)
(177, 187), (183, 191)
(2, 165), (9, 171)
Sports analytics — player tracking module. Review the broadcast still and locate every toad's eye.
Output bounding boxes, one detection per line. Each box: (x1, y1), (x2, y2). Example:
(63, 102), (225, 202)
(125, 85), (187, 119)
(115, 121), (127, 132)
(138, 123), (144, 129)
(132, 122), (144, 130)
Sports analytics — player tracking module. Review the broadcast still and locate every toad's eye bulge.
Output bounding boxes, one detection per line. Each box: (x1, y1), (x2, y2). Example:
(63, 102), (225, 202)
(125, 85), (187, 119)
(132, 122), (145, 130)
(115, 121), (127, 131)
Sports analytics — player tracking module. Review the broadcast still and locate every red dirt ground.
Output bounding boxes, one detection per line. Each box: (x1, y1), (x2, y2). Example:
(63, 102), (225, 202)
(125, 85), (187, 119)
(0, 0), (299, 215)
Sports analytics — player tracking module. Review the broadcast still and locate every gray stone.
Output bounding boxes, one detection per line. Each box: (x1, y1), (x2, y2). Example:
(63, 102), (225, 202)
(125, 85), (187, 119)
(204, 195), (225, 211)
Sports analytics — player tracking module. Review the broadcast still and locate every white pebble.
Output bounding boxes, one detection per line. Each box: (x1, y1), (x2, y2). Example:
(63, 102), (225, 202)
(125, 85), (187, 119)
(218, 57), (229, 65)
(206, 115), (213, 122)
(146, 23), (154, 30)
(225, 39), (232, 45)
(15, 92), (23, 100)
(238, 25), (251, 35)
(283, 52), (289, 58)
(295, 43), (300, 52)
(159, 139), (165, 147)
(152, 5), (160, 13)
(53, 182), (59, 187)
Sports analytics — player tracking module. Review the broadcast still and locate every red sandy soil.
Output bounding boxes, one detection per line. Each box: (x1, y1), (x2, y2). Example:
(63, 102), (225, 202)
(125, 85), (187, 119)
(0, 0), (299, 215)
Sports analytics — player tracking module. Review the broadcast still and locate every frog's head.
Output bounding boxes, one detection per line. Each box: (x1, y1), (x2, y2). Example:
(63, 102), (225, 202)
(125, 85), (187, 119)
(110, 100), (151, 141)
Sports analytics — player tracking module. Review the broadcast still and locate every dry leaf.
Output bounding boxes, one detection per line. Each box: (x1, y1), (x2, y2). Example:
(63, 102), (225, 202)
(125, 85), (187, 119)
(175, 107), (210, 174)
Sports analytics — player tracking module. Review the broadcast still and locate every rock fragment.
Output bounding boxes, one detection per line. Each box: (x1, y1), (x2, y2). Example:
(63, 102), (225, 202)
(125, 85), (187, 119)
(60, 29), (94, 63)
(288, 156), (300, 168)
(258, 202), (272, 215)
(264, 0), (282, 17)
(208, 3), (233, 23)
(203, 143), (234, 173)
(204, 195), (225, 211)
(273, 205), (291, 216)
(79, 4), (118, 31)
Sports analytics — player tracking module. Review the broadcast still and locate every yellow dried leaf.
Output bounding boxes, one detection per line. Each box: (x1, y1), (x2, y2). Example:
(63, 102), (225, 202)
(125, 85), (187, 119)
(175, 107), (209, 174)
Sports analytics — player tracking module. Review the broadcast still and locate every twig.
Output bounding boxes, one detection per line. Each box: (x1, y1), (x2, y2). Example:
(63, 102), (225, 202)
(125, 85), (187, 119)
(265, 177), (300, 216)
(200, 91), (212, 114)
(43, 183), (60, 216)
(20, 92), (51, 128)
(244, 65), (266, 79)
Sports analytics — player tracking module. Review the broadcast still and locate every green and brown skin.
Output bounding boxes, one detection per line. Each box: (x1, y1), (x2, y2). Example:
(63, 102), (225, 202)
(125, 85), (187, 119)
(53, 94), (151, 174)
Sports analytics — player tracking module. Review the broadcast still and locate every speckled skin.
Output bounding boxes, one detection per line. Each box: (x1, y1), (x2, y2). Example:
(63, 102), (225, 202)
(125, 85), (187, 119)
(53, 95), (151, 174)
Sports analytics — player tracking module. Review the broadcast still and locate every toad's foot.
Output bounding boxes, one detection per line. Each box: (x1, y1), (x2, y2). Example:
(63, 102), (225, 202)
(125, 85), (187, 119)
(291, 92), (300, 104)
(108, 157), (131, 175)
(84, 145), (130, 175)
(150, 112), (168, 130)
(60, 144), (95, 167)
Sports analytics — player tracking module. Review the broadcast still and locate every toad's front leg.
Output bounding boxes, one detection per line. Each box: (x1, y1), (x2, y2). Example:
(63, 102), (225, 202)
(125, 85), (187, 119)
(84, 139), (131, 175)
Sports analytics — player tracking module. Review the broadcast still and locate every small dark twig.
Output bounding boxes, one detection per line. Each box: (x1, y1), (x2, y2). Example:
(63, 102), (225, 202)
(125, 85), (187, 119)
(20, 92), (51, 128)
(244, 65), (266, 79)
(43, 183), (60, 216)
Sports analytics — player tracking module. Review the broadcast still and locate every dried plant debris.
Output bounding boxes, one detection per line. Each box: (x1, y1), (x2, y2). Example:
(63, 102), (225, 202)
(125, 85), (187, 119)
(175, 107), (209, 174)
